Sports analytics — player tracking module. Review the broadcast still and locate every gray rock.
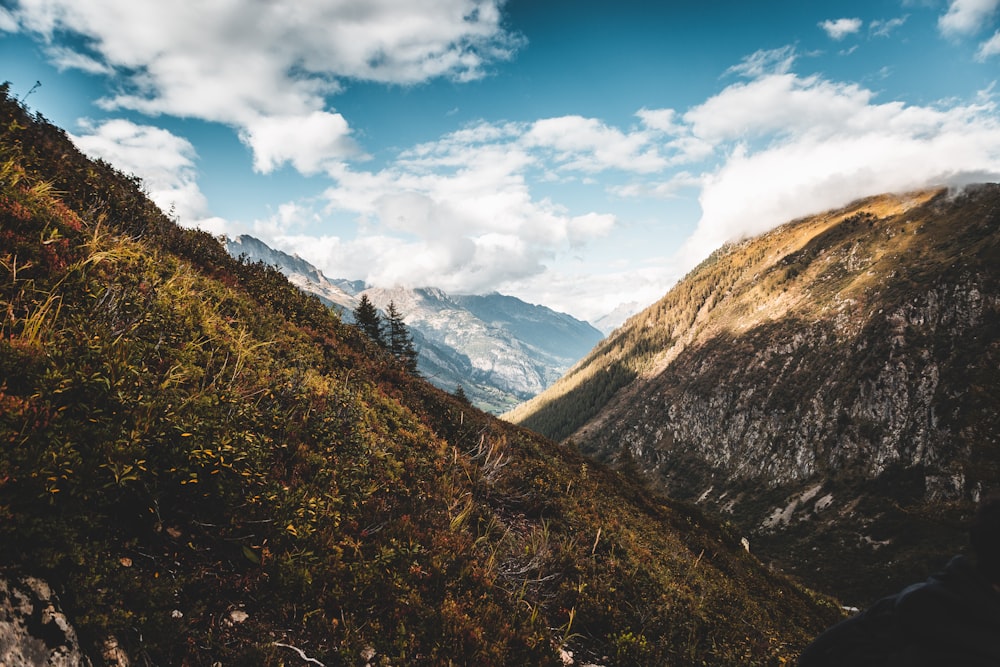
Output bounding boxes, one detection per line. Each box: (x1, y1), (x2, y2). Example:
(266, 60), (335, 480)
(0, 574), (92, 666)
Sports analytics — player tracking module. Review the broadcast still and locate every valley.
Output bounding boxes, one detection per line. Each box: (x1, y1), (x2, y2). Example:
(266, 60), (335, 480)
(226, 235), (604, 414)
(0, 82), (841, 666)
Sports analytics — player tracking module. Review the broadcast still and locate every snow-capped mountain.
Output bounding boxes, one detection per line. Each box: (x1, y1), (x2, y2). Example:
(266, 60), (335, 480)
(223, 235), (603, 413)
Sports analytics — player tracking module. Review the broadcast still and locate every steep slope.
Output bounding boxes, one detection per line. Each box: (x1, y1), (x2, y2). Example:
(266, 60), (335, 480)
(226, 234), (358, 312)
(0, 86), (840, 664)
(361, 286), (604, 414)
(223, 237), (604, 414)
(509, 188), (1000, 603)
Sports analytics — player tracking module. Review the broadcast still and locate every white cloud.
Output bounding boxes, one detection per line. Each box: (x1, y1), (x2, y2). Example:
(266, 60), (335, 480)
(870, 16), (909, 37)
(977, 29), (1000, 57)
(43, 45), (112, 74)
(636, 108), (681, 133)
(939, 0), (1000, 36)
(678, 74), (1000, 265)
(725, 46), (797, 78)
(10, 0), (520, 174)
(0, 7), (19, 31)
(249, 118), (635, 297)
(683, 74), (876, 145)
(70, 119), (227, 231)
(820, 18), (863, 40)
(523, 116), (667, 173)
(241, 111), (362, 175)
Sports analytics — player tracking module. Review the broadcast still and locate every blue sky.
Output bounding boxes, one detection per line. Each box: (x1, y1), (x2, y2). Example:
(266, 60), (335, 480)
(3, 0), (1000, 322)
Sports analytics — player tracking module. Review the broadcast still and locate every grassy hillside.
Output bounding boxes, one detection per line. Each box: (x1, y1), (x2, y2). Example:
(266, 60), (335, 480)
(0, 85), (840, 664)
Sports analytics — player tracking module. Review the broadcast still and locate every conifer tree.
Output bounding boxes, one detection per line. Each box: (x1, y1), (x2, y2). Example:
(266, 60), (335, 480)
(353, 294), (385, 347)
(385, 301), (419, 372)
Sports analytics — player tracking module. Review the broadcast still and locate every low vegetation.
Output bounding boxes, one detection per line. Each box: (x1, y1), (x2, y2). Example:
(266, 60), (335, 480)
(0, 84), (841, 664)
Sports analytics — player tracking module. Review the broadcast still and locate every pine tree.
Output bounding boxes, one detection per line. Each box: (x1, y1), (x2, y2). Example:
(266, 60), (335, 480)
(385, 301), (419, 372)
(353, 294), (385, 347)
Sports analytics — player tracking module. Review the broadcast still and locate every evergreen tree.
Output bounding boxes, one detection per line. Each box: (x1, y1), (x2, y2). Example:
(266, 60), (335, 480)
(385, 301), (419, 372)
(353, 294), (385, 347)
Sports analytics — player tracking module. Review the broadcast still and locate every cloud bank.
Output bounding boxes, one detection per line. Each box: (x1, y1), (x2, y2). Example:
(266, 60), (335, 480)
(17, 2), (1000, 320)
(10, 0), (520, 173)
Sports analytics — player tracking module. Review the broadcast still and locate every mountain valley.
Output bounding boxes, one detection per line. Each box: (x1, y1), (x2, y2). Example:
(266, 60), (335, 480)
(226, 234), (604, 414)
(0, 84), (842, 665)
(509, 187), (1000, 604)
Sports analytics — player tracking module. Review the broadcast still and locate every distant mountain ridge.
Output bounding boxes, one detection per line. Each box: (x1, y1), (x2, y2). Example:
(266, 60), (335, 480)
(224, 234), (604, 413)
(508, 186), (1000, 603)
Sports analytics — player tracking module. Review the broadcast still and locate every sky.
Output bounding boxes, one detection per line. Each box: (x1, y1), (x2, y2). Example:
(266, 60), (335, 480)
(3, 0), (1000, 323)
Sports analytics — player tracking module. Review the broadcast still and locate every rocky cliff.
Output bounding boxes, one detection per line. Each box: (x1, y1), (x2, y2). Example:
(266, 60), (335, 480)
(510, 186), (1000, 603)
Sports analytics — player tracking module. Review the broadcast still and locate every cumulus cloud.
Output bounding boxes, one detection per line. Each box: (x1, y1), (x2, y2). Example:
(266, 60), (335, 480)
(71, 119), (227, 232)
(9, 0), (520, 173)
(820, 18), (863, 40)
(939, 0), (1000, 36)
(523, 116), (667, 173)
(241, 111), (362, 175)
(264, 113), (647, 299)
(43, 45), (112, 74)
(261, 124), (621, 295)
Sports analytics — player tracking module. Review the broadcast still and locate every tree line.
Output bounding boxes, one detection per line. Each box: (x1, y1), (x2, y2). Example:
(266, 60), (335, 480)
(352, 294), (419, 372)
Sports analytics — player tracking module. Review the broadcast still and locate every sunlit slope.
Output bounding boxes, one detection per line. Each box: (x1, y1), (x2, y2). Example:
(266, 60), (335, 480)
(508, 185), (1000, 603)
(0, 85), (840, 665)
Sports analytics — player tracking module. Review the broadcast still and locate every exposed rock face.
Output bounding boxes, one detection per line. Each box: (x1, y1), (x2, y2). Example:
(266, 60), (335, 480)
(0, 575), (92, 666)
(512, 186), (1000, 603)
(603, 276), (995, 496)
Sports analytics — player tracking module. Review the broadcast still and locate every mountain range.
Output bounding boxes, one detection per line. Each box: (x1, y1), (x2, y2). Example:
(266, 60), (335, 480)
(509, 186), (1000, 604)
(225, 234), (604, 413)
(0, 82), (840, 665)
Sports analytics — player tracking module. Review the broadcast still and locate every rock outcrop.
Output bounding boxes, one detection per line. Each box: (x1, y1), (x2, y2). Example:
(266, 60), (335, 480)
(0, 575), (91, 667)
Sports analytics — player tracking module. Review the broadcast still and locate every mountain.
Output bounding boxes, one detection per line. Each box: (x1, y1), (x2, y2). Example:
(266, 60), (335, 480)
(223, 235), (604, 414)
(363, 286), (603, 413)
(225, 234), (358, 311)
(0, 84), (841, 665)
(591, 300), (642, 335)
(508, 187), (1000, 604)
